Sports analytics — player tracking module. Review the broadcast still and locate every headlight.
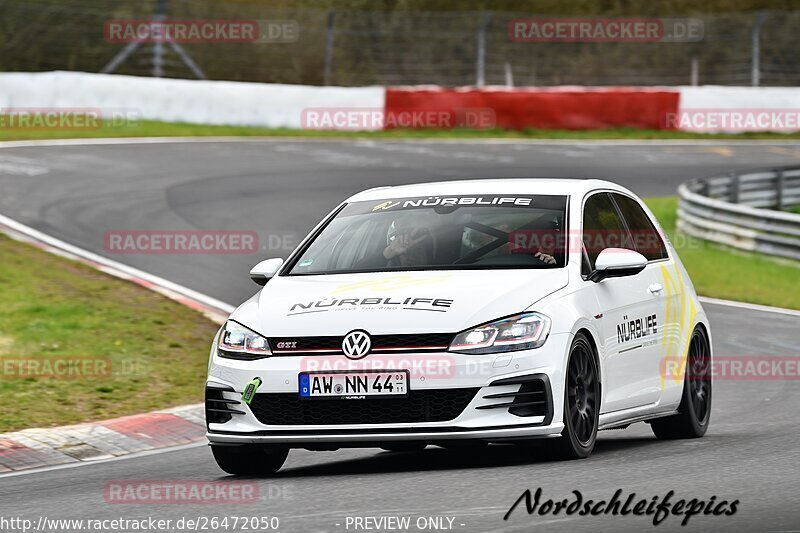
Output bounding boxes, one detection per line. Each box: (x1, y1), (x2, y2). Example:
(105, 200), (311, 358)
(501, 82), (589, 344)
(218, 320), (272, 359)
(449, 312), (551, 354)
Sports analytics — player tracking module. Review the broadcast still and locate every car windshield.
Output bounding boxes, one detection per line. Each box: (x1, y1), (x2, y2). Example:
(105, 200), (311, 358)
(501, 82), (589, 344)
(287, 194), (568, 275)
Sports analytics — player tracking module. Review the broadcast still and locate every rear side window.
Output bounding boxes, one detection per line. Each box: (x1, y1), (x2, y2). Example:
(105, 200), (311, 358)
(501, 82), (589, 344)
(582, 193), (634, 270)
(611, 194), (668, 261)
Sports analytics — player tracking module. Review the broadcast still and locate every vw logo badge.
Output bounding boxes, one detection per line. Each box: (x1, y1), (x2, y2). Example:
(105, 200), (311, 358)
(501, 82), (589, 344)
(342, 330), (371, 360)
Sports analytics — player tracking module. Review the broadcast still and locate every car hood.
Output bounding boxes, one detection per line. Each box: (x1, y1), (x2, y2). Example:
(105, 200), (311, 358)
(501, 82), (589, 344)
(231, 269), (568, 336)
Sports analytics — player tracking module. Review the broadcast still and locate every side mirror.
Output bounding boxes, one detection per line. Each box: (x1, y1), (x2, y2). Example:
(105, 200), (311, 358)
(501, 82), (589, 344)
(588, 248), (647, 283)
(249, 258), (284, 286)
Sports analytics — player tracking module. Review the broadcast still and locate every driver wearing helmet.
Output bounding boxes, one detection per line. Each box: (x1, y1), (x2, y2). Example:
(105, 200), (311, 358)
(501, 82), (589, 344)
(356, 217), (433, 269)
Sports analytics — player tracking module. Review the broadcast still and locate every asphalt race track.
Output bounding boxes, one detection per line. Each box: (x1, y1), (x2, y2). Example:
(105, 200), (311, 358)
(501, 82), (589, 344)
(0, 139), (799, 532)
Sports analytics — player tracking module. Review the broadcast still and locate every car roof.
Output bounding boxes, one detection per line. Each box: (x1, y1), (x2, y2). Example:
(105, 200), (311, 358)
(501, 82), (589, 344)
(346, 178), (635, 203)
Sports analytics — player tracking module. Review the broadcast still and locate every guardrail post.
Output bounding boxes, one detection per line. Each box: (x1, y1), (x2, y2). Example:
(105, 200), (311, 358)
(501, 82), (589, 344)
(776, 169), (785, 210)
(690, 56), (699, 86)
(729, 173), (740, 203)
(323, 11), (336, 86)
(751, 11), (768, 87)
(476, 11), (492, 87)
(151, 0), (166, 78)
(701, 179), (710, 197)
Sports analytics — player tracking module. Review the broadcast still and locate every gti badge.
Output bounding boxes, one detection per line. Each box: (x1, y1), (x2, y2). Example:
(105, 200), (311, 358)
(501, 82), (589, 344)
(341, 330), (371, 360)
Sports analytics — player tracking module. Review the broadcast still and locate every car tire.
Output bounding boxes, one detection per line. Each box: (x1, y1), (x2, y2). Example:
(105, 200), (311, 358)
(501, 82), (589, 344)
(380, 442), (427, 453)
(651, 326), (711, 440)
(212, 444), (289, 476)
(546, 332), (600, 460)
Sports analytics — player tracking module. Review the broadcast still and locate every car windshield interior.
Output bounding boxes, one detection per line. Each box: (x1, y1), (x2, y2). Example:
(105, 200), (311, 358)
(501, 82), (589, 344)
(288, 195), (568, 274)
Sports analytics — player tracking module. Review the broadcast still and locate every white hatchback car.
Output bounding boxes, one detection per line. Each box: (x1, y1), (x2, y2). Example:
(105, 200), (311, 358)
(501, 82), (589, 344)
(206, 179), (712, 475)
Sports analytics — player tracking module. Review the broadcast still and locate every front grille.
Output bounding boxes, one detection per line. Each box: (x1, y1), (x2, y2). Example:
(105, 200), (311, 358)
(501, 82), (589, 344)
(249, 388), (479, 425)
(269, 333), (454, 355)
(271, 336), (340, 351)
(371, 333), (454, 350)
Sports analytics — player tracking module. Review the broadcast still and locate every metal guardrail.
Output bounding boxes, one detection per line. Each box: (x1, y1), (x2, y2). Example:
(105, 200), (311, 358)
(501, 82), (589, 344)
(677, 167), (800, 261)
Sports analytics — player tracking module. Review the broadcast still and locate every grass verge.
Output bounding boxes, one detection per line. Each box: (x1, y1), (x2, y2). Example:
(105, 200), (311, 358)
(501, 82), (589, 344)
(0, 233), (219, 432)
(645, 197), (800, 310)
(4, 119), (800, 141)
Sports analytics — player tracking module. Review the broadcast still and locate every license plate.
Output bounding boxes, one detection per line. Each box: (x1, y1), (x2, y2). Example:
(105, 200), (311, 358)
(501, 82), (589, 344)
(299, 370), (409, 399)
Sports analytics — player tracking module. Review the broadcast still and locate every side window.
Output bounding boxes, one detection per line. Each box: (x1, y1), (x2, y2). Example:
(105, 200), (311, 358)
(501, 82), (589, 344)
(582, 193), (633, 273)
(611, 194), (668, 261)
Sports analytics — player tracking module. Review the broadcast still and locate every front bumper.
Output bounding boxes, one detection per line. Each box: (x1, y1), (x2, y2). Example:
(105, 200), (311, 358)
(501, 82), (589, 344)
(205, 333), (571, 446)
(207, 423), (564, 445)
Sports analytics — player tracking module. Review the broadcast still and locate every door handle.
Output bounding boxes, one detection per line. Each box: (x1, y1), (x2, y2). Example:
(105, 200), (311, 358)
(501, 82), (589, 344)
(648, 283), (664, 295)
